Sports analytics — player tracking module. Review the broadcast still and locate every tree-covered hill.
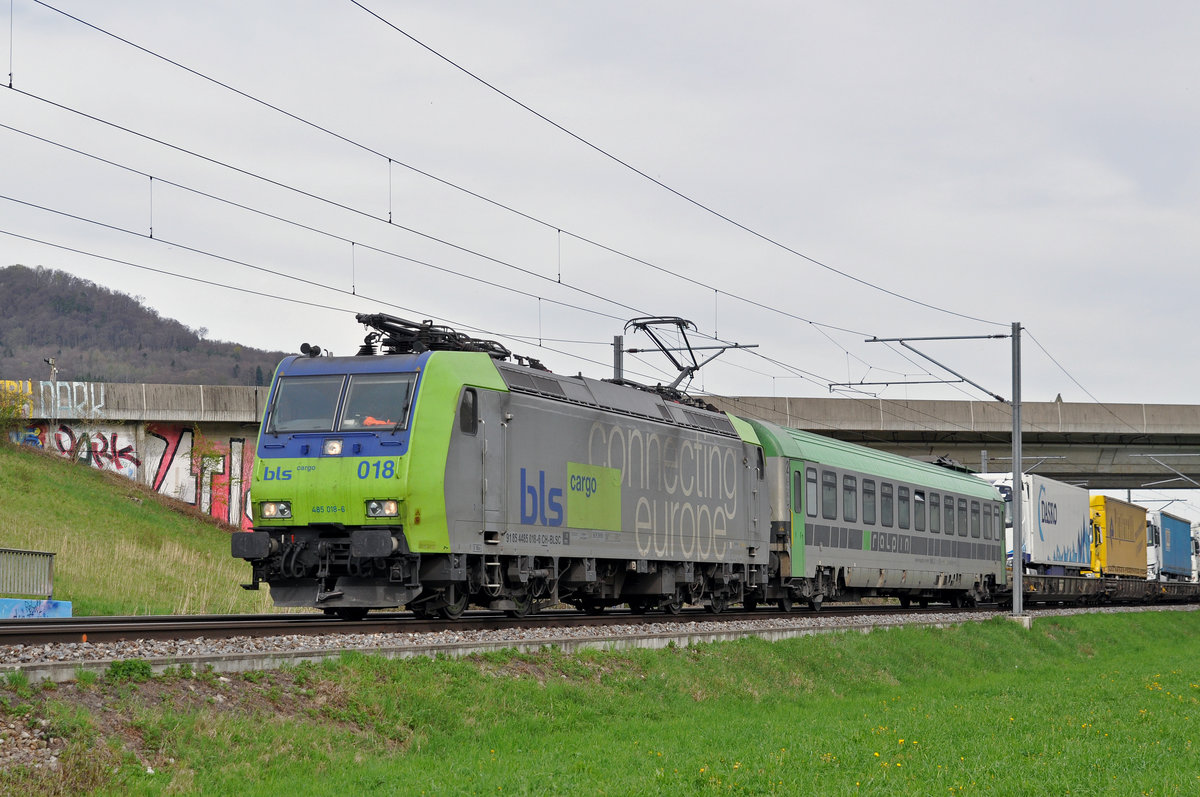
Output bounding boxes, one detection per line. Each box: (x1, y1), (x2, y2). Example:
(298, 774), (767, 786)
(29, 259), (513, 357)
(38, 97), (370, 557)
(0, 264), (290, 385)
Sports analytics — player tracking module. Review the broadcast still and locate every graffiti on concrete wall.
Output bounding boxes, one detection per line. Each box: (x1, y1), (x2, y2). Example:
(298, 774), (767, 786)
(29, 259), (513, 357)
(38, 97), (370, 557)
(8, 421), (254, 529)
(1, 379), (105, 419)
(145, 424), (254, 528)
(13, 421), (141, 478)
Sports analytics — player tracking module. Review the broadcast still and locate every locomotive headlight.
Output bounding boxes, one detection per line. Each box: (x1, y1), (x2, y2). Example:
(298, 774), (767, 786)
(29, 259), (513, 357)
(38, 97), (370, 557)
(261, 501), (292, 519)
(323, 438), (343, 456)
(366, 499), (399, 517)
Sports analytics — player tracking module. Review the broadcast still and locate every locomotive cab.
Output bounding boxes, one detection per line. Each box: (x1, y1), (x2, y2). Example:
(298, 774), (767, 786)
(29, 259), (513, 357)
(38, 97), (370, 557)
(233, 352), (431, 616)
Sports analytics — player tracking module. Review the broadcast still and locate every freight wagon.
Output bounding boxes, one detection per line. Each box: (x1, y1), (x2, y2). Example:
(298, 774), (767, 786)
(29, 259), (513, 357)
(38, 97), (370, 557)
(1090, 495), (1149, 600)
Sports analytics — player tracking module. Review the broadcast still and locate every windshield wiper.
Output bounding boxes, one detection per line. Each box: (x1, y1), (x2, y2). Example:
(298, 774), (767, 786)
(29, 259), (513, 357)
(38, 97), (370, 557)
(391, 393), (413, 434)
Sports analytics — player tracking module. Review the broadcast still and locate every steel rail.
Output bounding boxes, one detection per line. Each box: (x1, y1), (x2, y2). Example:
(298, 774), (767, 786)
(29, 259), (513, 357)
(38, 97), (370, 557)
(0, 603), (951, 646)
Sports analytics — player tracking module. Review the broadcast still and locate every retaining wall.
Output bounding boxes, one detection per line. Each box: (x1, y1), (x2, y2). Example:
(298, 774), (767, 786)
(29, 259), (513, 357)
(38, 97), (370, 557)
(3, 379), (265, 530)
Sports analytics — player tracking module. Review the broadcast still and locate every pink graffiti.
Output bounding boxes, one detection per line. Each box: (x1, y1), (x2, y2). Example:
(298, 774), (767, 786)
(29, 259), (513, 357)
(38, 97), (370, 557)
(52, 426), (141, 472)
(12, 421), (256, 531)
(148, 424), (255, 530)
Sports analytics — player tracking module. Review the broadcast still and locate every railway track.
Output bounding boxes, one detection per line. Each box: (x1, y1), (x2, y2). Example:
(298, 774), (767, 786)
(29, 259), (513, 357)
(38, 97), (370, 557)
(7, 603), (1188, 685)
(0, 603), (953, 645)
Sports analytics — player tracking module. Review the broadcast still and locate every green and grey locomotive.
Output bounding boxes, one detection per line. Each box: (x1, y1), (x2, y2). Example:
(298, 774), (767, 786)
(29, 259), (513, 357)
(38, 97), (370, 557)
(233, 313), (1006, 618)
(233, 313), (771, 619)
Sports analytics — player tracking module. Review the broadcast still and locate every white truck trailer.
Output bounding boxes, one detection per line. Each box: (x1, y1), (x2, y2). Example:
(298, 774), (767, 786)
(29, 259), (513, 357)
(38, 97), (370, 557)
(977, 473), (1092, 575)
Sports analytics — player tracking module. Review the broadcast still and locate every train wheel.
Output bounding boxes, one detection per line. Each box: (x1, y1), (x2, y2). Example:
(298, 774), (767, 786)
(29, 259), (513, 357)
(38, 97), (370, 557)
(706, 595), (728, 614)
(898, 596), (911, 608)
(808, 595), (823, 612)
(664, 597), (683, 615)
(439, 585), (468, 620)
(918, 598), (929, 609)
(505, 593), (531, 618)
(777, 596), (794, 613)
(744, 597), (759, 612)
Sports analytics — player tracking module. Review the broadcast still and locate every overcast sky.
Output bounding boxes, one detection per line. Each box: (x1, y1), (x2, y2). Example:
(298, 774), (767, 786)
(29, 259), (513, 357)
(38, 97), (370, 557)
(4, 1), (1200, 511)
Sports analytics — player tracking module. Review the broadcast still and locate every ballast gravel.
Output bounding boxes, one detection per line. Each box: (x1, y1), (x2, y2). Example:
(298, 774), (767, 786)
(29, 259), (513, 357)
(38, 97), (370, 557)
(2, 604), (1192, 671)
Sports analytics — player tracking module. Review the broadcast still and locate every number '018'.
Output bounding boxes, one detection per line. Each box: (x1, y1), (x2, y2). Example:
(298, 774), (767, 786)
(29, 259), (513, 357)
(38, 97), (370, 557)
(357, 461), (395, 479)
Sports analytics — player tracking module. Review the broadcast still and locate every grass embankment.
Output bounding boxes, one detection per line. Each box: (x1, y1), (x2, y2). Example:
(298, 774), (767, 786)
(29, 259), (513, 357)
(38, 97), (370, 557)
(3, 611), (1199, 795)
(0, 442), (273, 615)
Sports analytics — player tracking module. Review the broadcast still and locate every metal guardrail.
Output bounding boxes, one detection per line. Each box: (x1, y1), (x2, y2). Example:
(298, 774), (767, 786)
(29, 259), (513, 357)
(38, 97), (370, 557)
(0, 548), (55, 599)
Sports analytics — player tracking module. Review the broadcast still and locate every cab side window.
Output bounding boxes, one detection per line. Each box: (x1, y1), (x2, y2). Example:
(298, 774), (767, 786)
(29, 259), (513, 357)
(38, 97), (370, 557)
(458, 388), (478, 435)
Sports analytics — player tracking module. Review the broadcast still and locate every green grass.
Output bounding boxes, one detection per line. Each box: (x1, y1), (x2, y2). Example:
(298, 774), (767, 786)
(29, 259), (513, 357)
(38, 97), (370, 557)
(0, 441), (274, 615)
(3, 611), (1199, 795)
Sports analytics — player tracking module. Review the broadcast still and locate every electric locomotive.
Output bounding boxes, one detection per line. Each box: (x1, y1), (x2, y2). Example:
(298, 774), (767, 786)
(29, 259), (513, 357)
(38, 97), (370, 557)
(233, 313), (772, 619)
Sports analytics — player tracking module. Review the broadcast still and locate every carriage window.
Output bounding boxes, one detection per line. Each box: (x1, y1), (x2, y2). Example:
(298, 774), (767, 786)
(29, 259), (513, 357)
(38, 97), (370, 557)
(792, 471), (803, 514)
(806, 468), (818, 518)
(881, 483), (894, 528)
(898, 486), (910, 530)
(982, 504), (991, 540)
(914, 491), (926, 532)
(958, 498), (968, 537)
(944, 496), (955, 536)
(843, 476), (858, 524)
(929, 493), (941, 533)
(863, 480), (877, 525)
(822, 471), (838, 520)
(995, 504), (1004, 540)
(458, 388), (478, 435)
(970, 501), (981, 538)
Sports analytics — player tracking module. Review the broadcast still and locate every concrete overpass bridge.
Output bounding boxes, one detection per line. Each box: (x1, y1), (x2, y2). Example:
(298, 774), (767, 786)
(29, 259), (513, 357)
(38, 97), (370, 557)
(710, 396), (1200, 491)
(5, 377), (1200, 521)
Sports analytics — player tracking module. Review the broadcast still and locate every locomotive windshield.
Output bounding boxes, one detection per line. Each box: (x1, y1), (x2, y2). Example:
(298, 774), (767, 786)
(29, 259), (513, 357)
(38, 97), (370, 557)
(266, 372), (418, 434)
(269, 375), (344, 432)
(340, 373), (417, 431)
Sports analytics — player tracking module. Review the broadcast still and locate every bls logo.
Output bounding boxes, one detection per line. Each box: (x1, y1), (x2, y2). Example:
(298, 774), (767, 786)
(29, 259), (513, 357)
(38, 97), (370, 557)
(520, 468), (563, 526)
(262, 466), (293, 481)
